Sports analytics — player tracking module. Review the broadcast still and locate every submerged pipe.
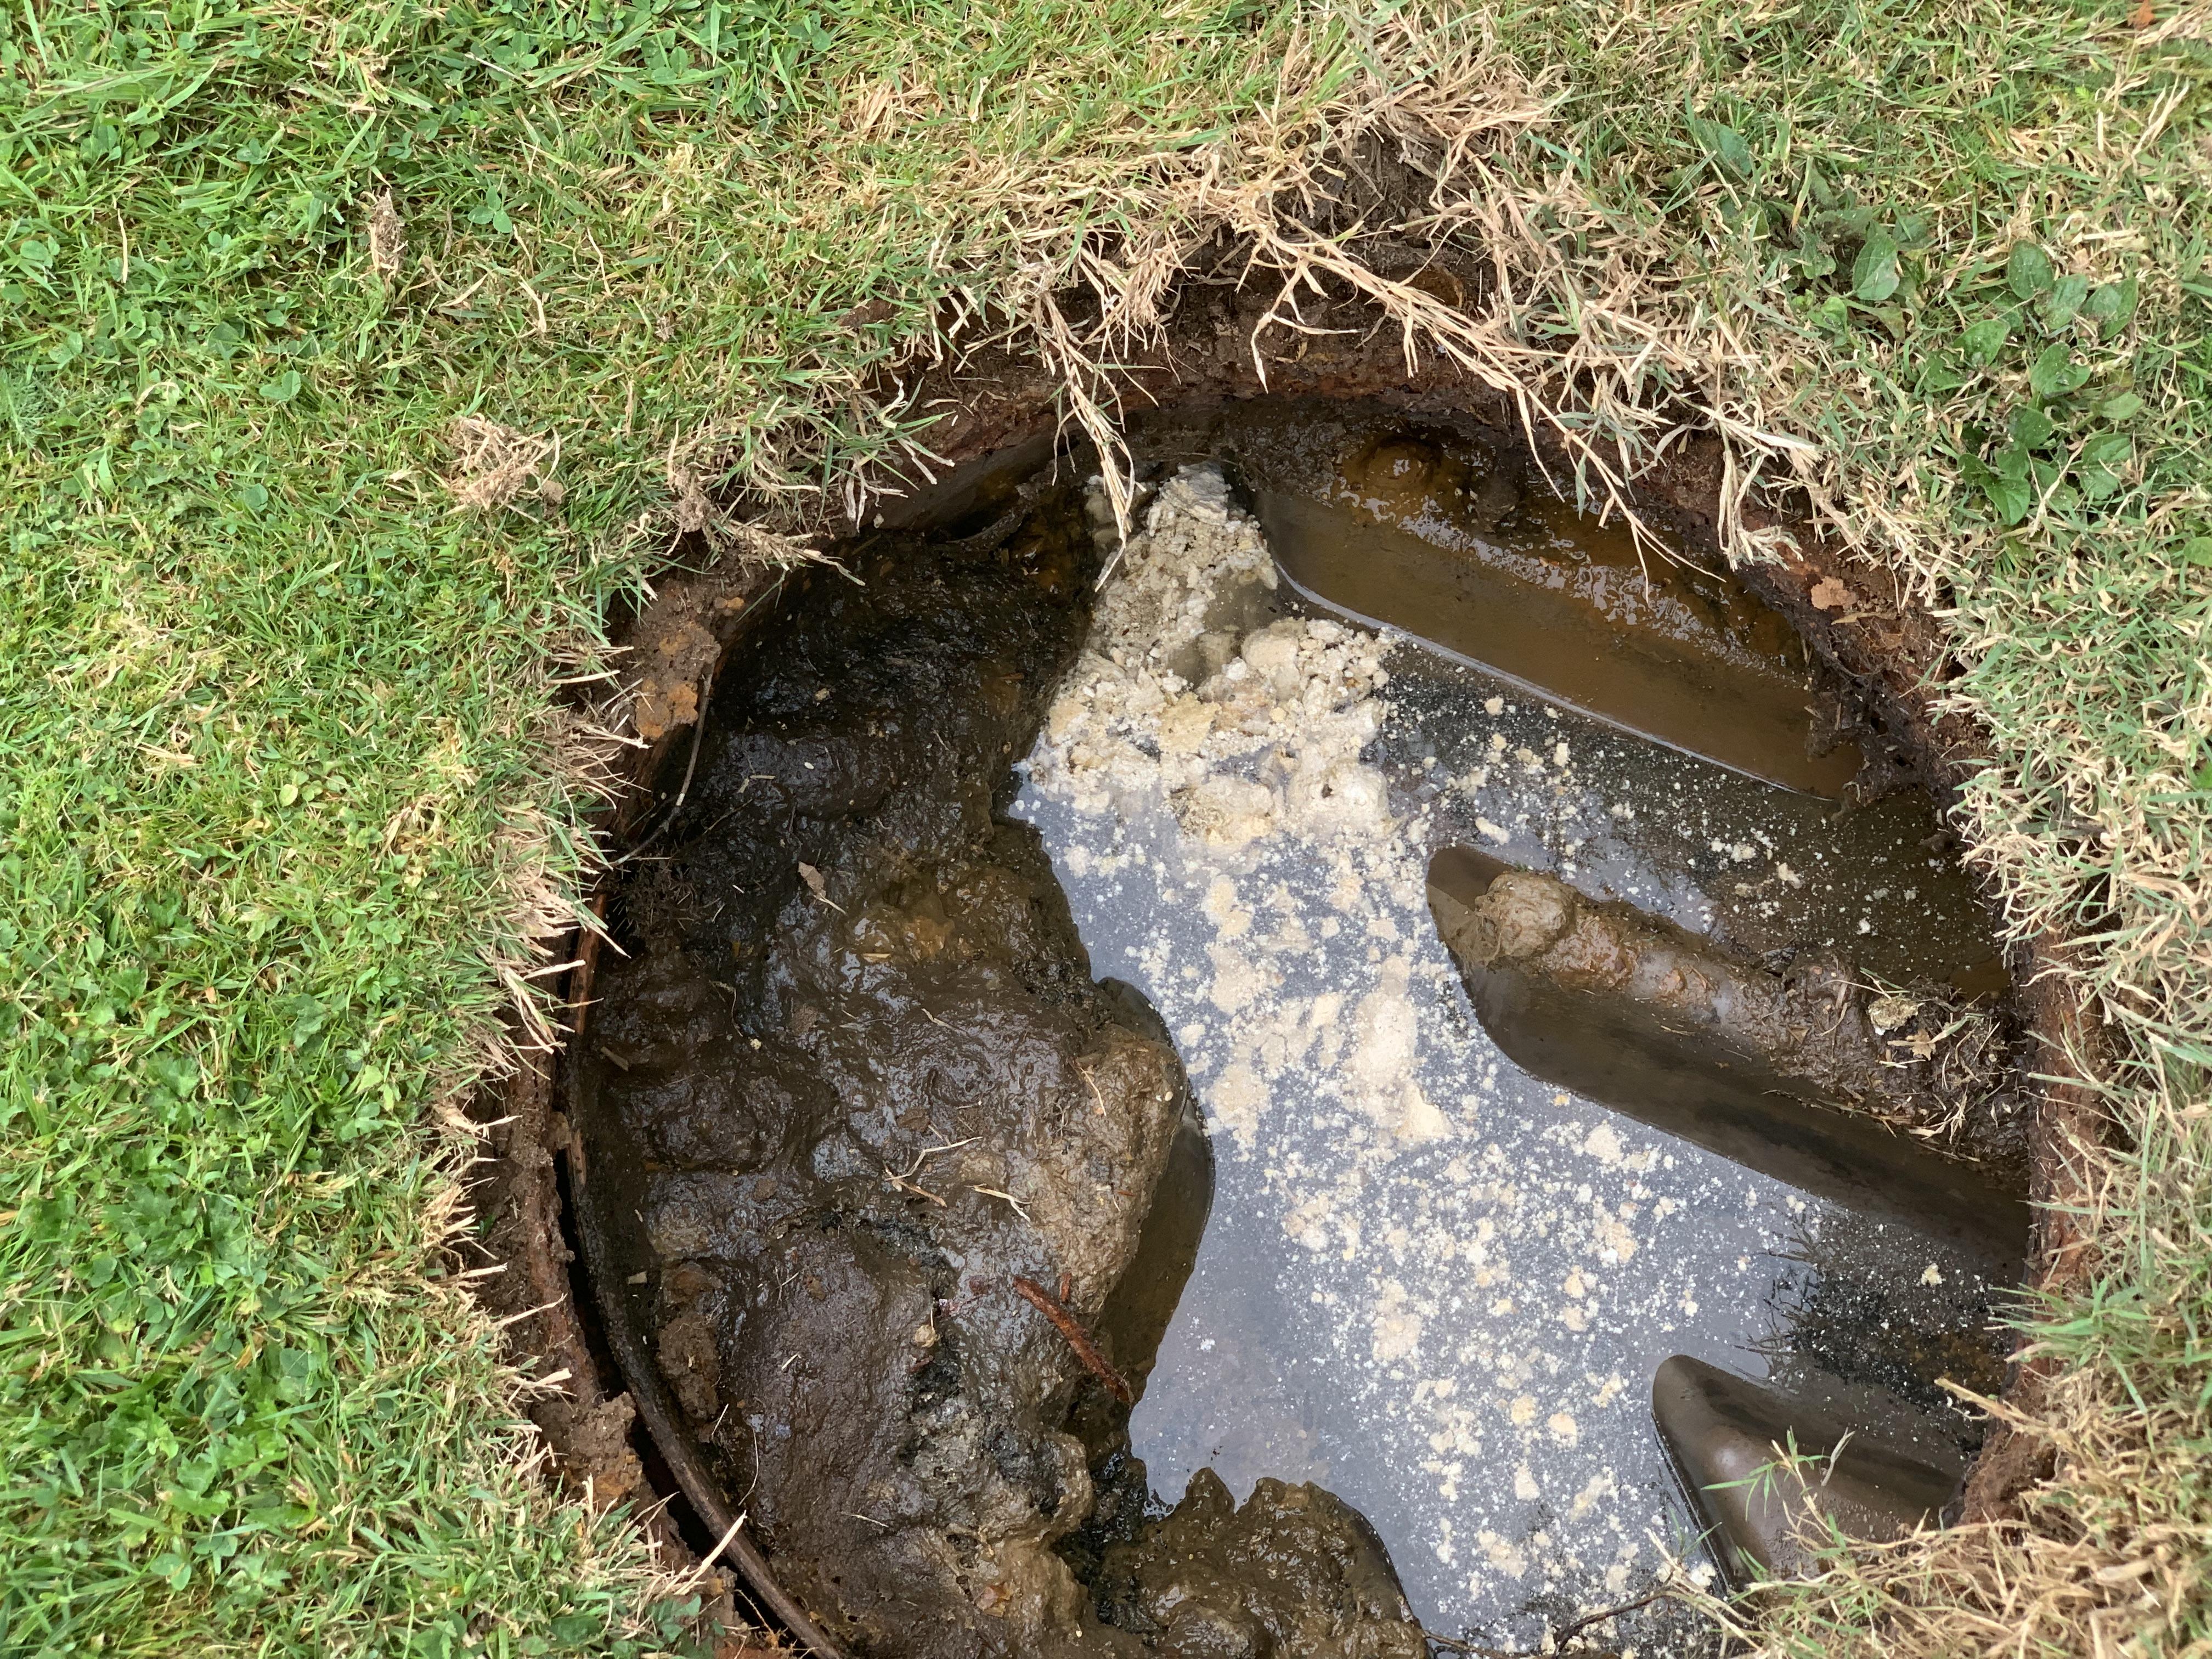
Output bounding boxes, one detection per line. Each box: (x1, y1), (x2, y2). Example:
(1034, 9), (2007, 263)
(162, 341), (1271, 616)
(1427, 850), (2030, 1274)
(1651, 1354), (1960, 1588)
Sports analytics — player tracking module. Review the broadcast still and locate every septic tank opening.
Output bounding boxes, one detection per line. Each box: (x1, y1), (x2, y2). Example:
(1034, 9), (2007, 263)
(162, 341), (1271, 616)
(528, 386), (2070, 1659)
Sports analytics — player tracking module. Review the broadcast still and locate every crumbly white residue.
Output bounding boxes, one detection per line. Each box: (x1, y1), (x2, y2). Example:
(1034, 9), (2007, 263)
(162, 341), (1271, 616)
(1042, 466), (1396, 862)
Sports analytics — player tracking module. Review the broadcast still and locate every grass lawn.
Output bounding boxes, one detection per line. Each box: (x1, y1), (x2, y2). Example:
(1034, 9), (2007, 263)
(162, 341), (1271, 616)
(2, 0), (2206, 1654)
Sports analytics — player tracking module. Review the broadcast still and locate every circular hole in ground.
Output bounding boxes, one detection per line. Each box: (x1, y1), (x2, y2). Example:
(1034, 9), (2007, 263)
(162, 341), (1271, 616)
(557, 393), (2049, 1659)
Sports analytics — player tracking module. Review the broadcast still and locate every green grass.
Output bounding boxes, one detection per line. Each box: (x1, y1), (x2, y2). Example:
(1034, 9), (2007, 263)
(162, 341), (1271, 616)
(2, 0), (2208, 1654)
(0, 2), (1356, 1651)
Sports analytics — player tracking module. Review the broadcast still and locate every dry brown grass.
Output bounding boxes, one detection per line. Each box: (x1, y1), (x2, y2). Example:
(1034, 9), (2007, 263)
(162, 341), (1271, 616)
(445, 415), (566, 512)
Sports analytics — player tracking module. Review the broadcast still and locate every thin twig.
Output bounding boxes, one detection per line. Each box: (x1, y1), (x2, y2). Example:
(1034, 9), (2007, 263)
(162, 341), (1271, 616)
(617, 675), (714, 865)
(1011, 1274), (1132, 1404)
(676, 1509), (751, 1594)
(970, 1184), (1031, 1222)
(1554, 1589), (1667, 1643)
(1421, 1588), (1669, 1656)
(879, 1137), (975, 1206)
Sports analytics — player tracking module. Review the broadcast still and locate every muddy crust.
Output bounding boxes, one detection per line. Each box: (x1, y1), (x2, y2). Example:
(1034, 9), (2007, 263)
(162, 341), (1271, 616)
(582, 497), (1198, 1657)
(1090, 1471), (1429, 1659)
(462, 549), (851, 1522)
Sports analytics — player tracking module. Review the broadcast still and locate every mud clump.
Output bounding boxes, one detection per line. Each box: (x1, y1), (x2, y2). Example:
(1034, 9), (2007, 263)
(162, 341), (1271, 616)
(589, 490), (1168, 1655)
(582, 482), (1426, 1657)
(1091, 1471), (1429, 1659)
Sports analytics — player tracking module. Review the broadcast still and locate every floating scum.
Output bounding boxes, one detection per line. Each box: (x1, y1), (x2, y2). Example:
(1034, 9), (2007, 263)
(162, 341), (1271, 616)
(1, 0), (2207, 1653)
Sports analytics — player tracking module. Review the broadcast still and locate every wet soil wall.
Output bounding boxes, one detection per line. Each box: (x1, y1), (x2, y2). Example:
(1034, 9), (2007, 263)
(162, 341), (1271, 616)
(569, 490), (1195, 1657)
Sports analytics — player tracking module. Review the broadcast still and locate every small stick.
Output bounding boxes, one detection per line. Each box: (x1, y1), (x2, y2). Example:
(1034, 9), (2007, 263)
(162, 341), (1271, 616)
(1421, 1588), (1670, 1656)
(1075, 1063), (1109, 1114)
(616, 673), (714, 866)
(676, 1509), (750, 1594)
(1011, 1275), (1132, 1405)
(571, 891), (610, 1036)
(970, 1185), (1031, 1222)
(881, 1137), (975, 1206)
(1553, 1589), (1667, 1643)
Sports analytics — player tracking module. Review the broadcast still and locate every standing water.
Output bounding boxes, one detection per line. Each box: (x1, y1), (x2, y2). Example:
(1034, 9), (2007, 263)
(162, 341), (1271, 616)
(1013, 456), (2015, 1650)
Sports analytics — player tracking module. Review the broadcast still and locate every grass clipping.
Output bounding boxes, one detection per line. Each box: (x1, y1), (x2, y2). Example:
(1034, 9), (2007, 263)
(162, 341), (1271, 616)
(694, 8), (2209, 1656)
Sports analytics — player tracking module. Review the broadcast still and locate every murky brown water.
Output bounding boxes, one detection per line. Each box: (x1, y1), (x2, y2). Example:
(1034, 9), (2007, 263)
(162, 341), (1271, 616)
(578, 404), (2027, 1658)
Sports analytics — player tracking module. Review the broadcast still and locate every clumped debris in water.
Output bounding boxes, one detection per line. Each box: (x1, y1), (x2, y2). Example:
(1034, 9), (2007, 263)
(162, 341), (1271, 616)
(1032, 467), (1442, 1150)
(1434, 864), (2027, 1180)
(1090, 1470), (1430, 1657)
